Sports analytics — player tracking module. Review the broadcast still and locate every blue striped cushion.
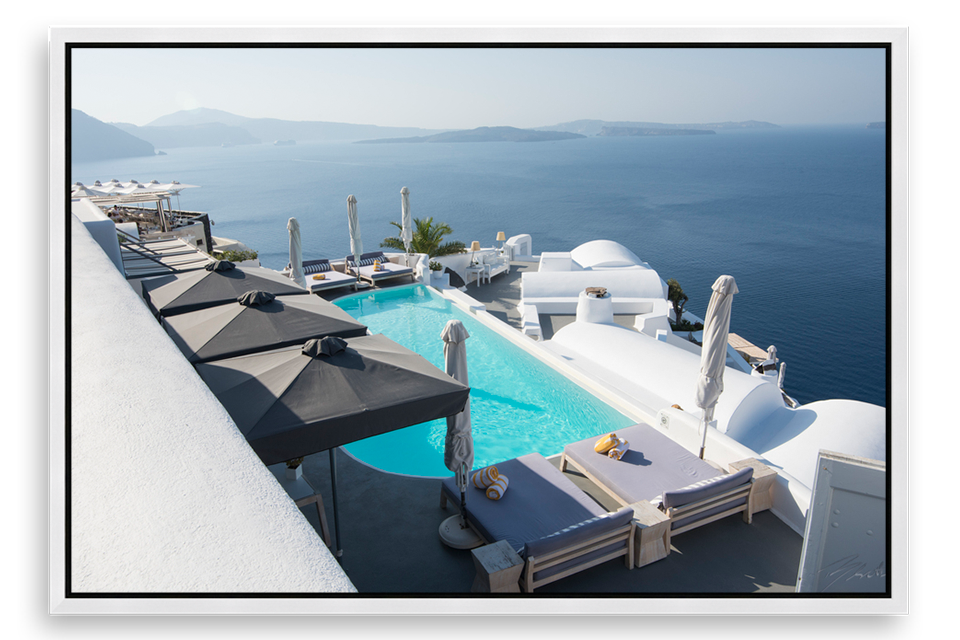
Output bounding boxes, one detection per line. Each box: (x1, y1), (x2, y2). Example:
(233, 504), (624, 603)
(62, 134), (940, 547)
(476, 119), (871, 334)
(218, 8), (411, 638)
(358, 257), (379, 267)
(303, 261), (331, 274)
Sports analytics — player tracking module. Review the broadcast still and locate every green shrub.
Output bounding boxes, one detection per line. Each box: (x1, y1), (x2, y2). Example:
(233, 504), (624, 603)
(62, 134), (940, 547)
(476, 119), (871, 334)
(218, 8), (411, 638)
(216, 249), (258, 263)
(670, 319), (703, 332)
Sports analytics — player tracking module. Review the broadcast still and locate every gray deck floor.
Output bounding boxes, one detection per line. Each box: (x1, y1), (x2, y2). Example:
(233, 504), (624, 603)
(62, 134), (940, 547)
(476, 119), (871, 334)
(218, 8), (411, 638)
(299, 447), (802, 595)
(313, 263), (803, 594)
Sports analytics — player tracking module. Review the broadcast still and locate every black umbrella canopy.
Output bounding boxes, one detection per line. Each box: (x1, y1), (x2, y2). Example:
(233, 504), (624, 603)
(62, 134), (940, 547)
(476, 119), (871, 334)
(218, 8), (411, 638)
(161, 291), (369, 364)
(195, 334), (471, 466)
(141, 262), (309, 317)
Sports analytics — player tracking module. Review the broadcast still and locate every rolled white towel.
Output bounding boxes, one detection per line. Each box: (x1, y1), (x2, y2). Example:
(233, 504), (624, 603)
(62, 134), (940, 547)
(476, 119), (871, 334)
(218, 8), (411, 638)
(608, 438), (629, 461)
(594, 432), (619, 454)
(472, 466), (499, 489)
(486, 475), (509, 500)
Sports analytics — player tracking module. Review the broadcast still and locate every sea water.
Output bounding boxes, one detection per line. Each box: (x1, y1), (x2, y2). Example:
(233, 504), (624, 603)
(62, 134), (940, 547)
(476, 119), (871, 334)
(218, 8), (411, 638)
(72, 125), (887, 408)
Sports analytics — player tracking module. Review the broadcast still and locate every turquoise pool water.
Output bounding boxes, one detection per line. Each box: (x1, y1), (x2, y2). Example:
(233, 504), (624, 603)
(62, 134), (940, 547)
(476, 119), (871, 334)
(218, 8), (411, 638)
(334, 285), (634, 477)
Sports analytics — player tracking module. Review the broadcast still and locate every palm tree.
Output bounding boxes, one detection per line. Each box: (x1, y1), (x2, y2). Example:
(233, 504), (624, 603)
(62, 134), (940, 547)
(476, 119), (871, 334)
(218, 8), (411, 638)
(380, 216), (465, 257)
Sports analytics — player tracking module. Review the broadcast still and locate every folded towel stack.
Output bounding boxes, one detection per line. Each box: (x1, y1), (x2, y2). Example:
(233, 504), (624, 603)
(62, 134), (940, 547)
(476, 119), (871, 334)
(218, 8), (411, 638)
(607, 438), (629, 460)
(486, 475), (509, 500)
(594, 433), (619, 454)
(312, 274), (326, 280)
(374, 259), (383, 272)
(472, 466), (499, 489)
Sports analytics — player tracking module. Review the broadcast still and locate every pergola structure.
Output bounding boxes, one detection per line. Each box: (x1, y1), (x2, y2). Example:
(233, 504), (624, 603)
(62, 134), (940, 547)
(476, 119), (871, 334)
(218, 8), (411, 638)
(71, 180), (200, 233)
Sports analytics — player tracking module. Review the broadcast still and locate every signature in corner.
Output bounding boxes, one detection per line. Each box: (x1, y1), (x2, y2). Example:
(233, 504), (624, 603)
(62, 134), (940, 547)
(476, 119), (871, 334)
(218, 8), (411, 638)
(818, 554), (886, 592)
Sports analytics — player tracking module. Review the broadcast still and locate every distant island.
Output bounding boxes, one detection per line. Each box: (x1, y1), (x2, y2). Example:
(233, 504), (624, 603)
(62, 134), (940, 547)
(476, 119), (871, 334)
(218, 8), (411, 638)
(356, 126), (586, 144)
(70, 107), (783, 163)
(866, 122), (885, 129)
(598, 127), (716, 137)
(538, 119), (779, 136)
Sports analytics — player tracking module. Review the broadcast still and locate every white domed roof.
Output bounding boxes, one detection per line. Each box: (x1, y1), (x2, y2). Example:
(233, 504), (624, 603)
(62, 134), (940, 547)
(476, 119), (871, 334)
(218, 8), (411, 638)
(570, 240), (649, 270)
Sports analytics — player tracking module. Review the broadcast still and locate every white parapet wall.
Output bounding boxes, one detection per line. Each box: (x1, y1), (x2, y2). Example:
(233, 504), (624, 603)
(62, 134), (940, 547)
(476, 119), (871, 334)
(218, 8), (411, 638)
(72, 198), (124, 274)
(65, 215), (355, 595)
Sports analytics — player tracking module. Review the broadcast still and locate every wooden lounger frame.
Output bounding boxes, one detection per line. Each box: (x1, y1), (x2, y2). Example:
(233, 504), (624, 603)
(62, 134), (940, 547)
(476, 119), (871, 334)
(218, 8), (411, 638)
(559, 453), (767, 545)
(440, 486), (635, 593)
(346, 255), (415, 285)
(521, 521), (635, 593)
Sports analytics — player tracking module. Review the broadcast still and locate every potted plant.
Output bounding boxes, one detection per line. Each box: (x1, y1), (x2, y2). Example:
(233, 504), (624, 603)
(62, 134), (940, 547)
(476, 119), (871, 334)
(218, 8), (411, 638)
(424, 260), (442, 285)
(285, 456), (304, 480)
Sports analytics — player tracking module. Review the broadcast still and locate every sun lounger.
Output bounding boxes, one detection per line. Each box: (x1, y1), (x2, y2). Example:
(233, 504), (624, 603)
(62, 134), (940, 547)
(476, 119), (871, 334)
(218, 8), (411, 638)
(345, 251), (414, 285)
(300, 259), (358, 294)
(560, 424), (767, 562)
(440, 452), (634, 592)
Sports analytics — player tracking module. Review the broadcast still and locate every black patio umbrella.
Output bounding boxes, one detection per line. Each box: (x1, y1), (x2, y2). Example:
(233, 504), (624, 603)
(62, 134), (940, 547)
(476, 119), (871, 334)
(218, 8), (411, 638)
(141, 260), (309, 318)
(195, 334), (470, 556)
(161, 290), (368, 364)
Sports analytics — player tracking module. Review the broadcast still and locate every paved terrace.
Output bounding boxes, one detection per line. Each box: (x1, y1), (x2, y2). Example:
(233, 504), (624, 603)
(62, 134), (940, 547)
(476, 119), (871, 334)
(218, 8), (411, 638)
(314, 263), (803, 594)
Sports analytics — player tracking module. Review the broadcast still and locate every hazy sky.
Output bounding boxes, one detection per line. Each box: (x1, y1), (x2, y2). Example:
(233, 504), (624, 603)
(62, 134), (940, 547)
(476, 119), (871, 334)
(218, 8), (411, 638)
(71, 46), (886, 128)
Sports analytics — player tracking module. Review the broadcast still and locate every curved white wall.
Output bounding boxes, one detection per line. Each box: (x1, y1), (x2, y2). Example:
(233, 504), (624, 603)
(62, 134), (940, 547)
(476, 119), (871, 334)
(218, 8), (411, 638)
(69, 215), (354, 593)
(545, 320), (886, 503)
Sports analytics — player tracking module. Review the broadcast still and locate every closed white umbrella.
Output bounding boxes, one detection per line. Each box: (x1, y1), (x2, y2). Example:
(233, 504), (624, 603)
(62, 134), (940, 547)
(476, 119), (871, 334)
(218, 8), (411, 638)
(347, 195), (362, 283)
(287, 217), (306, 288)
(443, 319), (474, 474)
(438, 319), (481, 549)
(400, 186), (413, 254)
(695, 275), (739, 459)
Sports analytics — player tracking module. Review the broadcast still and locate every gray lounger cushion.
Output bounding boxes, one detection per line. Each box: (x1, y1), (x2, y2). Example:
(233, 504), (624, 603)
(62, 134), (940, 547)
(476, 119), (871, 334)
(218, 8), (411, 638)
(563, 423), (721, 504)
(440, 453), (607, 555)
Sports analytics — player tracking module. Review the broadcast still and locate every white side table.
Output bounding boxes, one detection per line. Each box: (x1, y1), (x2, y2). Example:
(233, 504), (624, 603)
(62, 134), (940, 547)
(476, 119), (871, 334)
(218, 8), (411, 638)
(471, 540), (524, 593)
(466, 265), (485, 287)
(630, 500), (671, 568)
(268, 464), (332, 549)
(728, 457), (778, 523)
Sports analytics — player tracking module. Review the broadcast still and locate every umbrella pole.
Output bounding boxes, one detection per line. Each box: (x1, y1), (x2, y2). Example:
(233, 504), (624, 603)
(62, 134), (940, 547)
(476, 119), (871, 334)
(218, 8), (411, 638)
(329, 448), (343, 558)
(458, 461), (468, 529)
(698, 414), (708, 459)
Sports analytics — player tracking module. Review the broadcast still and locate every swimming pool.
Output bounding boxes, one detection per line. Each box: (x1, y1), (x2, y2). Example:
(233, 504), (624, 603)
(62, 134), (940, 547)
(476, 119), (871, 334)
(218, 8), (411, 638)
(334, 284), (634, 477)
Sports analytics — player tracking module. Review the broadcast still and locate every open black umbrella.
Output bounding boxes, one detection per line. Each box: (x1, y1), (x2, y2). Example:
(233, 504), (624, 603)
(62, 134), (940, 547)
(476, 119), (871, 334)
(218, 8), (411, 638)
(195, 334), (470, 556)
(161, 290), (369, 364)
(141, 260), (309, 318)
